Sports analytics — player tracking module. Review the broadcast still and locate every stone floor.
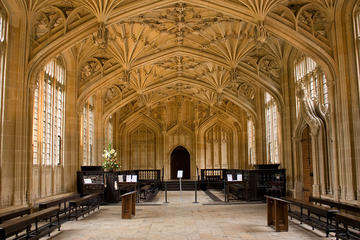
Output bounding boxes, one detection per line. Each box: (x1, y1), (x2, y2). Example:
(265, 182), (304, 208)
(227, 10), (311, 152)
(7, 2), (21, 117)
(44, 191), (336, 240)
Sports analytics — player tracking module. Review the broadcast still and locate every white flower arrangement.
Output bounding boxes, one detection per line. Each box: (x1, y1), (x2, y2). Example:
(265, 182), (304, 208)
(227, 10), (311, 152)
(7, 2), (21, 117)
(102, 143), (120, 171)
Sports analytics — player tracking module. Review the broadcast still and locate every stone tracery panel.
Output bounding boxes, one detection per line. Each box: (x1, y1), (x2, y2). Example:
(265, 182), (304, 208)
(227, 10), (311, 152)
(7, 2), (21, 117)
(204, 123), (233, 169)
(129, 124), (157, 170)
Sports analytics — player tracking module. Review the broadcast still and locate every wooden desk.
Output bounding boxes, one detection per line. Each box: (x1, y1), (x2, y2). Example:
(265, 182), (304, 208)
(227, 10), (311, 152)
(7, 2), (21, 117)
(265, 196), (289, 232)
(121, 191), (137, 219)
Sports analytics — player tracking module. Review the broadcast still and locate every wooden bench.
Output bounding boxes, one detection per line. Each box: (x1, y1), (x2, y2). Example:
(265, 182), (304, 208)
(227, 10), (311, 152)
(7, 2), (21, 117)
(286, 198), (339, 237)
(119, 183), (137, 192)
(0, 206), (60, 240)
(266, 196), (289, 231)
(335, 212), (360, 240)
(227, 182), (244, 200)
(0, 207), (31, 224)
(68, 193), (101, 221)
(140, 185), (151, 200)
(121, 191), (136, 219)
(39, 193), (80, 218)
(310, 196), (360, 215)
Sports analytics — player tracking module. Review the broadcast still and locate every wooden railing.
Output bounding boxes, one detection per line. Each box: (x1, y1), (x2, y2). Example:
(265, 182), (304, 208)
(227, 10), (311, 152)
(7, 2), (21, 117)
(118, 170), (161, 182)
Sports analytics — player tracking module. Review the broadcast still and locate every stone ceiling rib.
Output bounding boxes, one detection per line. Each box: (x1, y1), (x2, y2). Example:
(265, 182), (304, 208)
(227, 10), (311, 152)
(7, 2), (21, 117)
(101, 80), (257, 124)
(110, 92), (246, 127)
(79, 0), (121, 22)
(76, 52), (278, 113)
(27, 0), (336, 90)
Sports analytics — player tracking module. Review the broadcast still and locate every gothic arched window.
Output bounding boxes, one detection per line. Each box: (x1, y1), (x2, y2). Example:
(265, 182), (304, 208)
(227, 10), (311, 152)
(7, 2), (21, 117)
(265, 92), (279, 164)
(294, 56), (329, 116)
(247, 118), (256, 165)
(82, 97), (95, 166)
(32, 58), (65, 166)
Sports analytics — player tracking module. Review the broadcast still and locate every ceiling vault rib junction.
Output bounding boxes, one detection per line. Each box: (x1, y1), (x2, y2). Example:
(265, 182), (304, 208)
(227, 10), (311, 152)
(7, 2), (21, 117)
(25, 0), (338, 129)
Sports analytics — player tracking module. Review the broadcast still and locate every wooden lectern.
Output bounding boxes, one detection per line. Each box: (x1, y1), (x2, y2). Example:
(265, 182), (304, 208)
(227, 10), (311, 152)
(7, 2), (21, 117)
(121, 191), (137, 219)
(265, 195), (289, 232)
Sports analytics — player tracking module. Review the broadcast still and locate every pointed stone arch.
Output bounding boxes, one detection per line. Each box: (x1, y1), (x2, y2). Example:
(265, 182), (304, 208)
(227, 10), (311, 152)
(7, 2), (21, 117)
(118, 114), (162, 170)
(198, 115), (240, 170)
(292, 85), (332, 199)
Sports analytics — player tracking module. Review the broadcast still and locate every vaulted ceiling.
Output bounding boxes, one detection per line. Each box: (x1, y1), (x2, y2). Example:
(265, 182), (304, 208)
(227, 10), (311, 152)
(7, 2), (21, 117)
(24, 0), (336, 123)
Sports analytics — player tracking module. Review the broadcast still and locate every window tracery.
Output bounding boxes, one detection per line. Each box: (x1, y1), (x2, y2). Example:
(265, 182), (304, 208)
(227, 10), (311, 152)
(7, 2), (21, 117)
(265, 92), (279, 164)
(82, 98), (95, 166)
(247, 118), (256, 165)
(294, 56), (329, 117)
(32, 58), (65, 166)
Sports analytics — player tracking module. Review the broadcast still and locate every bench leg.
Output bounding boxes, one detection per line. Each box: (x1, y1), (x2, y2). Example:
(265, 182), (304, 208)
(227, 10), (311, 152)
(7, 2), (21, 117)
(26, 224), (31, 239)
(58, 212), (61, 231)
(336, 220), (339, 240)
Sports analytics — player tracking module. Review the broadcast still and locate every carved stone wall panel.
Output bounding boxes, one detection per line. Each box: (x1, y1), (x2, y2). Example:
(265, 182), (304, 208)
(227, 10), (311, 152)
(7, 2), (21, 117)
(167, 126), (194, 157)
(204, 123), (233, 169)
(129, 124), (157, 170)
(79, 59), (102, 84)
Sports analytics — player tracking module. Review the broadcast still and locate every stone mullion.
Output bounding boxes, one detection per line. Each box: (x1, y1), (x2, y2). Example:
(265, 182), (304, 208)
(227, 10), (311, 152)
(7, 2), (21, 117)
(310, 132), (321, 198)
(194, 127), (199, 178)
(244, 118), (249, 169)
(236, 129), (241, 169)
(256, 90), (265, 164)
(79, 110), (84, 167)
(335, 81), (355, 200)
(51, 73), (56, 196)
(37, 73), (45, 199)
(281, 57), (294, 190)
(317, 130), (327, 196)
(292, 136), (302, 199)
(27, 82), (36, 206)
(162, 130), (166, 179)
(95, 90), (103, 166)
(327, 80), (340, 200)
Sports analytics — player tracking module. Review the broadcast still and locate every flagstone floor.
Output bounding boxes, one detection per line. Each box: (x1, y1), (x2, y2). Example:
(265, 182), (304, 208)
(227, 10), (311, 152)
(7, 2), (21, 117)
(44, 191), (335, 240)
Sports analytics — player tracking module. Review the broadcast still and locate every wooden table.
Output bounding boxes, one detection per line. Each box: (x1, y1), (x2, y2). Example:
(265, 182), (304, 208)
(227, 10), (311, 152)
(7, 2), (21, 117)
(121, 191), (137, 219)
(265, 195), (289, 232)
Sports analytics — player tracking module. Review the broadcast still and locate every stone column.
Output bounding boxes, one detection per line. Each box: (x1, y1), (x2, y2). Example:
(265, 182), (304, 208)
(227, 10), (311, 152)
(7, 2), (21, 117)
(95, 90), (104, 165)
(162, 129), (167, 179)
(26, 82), (37, 206)
(310, 131), (321, 197)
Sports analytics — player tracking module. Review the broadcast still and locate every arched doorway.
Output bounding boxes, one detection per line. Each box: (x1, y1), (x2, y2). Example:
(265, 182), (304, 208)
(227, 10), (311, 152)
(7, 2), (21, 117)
(171, 146), (190, 179)
(301, 126), (313, 201)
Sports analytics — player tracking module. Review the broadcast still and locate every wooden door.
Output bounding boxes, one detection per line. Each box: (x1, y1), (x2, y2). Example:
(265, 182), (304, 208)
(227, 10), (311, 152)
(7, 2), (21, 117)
(301, 126), (313, 201)
(170, 146), (190, 179)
